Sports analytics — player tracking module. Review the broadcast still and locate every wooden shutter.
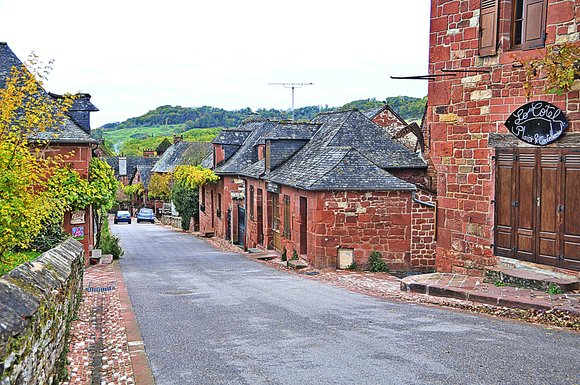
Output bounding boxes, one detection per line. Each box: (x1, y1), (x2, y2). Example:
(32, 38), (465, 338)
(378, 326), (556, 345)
(522, 0), (547, 50)
(479, 0), (499, 56)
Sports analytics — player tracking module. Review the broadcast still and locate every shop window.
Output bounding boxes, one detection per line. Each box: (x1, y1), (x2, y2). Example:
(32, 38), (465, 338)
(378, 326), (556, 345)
(272, 193), (280, 231)
(217, 193), (222, 218)
(249, 186), (254, 220)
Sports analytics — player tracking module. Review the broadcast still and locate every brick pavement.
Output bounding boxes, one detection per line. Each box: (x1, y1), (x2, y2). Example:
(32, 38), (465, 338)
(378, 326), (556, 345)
(63, 263), (154, 385)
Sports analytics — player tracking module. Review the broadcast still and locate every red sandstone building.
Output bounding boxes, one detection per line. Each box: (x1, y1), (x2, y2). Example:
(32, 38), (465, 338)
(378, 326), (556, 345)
(0, 42), (100, 260)
(425, 0), (579, 274)
(200, 111), (437, 271)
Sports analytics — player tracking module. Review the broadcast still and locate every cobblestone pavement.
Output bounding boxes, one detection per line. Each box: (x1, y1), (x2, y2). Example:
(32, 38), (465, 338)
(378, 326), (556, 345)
(63, 263), (154, 385)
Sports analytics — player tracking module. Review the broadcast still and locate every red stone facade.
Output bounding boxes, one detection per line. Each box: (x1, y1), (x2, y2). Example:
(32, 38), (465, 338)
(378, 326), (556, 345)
(426, 0), (579, 274)
(43, 144), (94, 261)
(200, 175), (437, 271)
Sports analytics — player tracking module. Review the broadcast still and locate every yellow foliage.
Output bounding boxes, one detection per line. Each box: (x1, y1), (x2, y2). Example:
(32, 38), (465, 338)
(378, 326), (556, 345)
(148, 172), (172, 199)
(173, 165), (219, 190)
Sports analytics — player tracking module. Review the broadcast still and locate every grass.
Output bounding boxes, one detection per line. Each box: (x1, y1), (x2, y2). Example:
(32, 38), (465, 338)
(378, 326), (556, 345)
(0, 250), (42, 276)
(98, 124), (222, 156)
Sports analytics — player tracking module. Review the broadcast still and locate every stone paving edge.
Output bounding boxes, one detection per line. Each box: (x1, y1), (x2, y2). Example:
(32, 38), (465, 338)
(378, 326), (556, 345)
(113, 262), (156, 385)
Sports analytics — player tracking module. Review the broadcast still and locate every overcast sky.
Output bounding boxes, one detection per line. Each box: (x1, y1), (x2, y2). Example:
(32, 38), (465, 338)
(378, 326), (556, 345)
(0, 0), (430, 127)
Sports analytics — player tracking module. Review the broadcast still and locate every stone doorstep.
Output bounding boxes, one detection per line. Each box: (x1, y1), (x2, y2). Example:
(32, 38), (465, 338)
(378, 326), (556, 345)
(100, 254), (113, 264)
(400, 273), (580, 315)
(485, 266), (580, 293)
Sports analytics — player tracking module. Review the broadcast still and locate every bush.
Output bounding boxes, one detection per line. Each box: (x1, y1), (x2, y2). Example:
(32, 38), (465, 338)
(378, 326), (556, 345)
(292, 249), (299, 260)
(100, 234), (124, 259)
(367, 251), (389, 273)
(27, 220), (68, 252)
(281, 248), (287, 262)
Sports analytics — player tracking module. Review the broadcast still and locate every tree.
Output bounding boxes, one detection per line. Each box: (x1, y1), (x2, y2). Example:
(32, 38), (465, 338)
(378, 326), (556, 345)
(148, 172), (172, 200)
(0, 54), (78, 259)
(171, 165), (218, 230)
(88, 158), (118, 247)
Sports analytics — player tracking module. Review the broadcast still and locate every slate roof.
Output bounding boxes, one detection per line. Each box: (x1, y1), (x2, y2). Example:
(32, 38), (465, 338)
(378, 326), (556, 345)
(105, 156), (159, 178)
(151, 141), (212, 173)
(259, 122), (321, 143)
(213, 120), (276, 175)
(0, 42), (97, 144)
(200, 152), (213, 169)
(265, 110), (422, 191)
(49, 92), (99, 112)
(132, 165), (154, 189)
(212, 129), (252, 145)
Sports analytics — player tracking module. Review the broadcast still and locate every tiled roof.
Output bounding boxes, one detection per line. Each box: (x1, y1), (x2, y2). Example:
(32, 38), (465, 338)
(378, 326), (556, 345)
(200, 152), (213, 169)
(0, 42), (96, 144)
(133, 165), (154, 188)
(265, 110), (422, 191)
(212, 129), (252, 145)
(151, 141), (212, 173)
(105, 156), (159, 178)
(259, 122), (321, 143)
(214, 120), (275, 175)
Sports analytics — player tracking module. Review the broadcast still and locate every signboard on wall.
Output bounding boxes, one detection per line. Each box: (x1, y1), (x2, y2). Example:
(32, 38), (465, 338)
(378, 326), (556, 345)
(504, 101), (568, 146)
(266, 182), (280, 194)
(70, 210), (86, 225)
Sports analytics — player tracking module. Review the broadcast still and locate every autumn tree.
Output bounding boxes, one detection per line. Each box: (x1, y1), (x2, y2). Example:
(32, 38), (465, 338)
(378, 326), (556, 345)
(88, 158), (119, 247)
(171, 165), (218, 230)
(148, 172), (172, 200)
(0, 54), (79, 258)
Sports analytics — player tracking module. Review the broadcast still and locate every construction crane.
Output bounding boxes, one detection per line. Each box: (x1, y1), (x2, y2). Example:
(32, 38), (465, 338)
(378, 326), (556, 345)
(268, 82), (313, 121)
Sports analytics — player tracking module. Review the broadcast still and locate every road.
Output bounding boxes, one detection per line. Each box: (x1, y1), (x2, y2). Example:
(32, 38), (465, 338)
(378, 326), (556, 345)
(112, 222), (580, 385)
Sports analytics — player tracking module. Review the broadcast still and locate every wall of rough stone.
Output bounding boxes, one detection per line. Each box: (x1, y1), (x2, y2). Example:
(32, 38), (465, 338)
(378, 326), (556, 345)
(426, 0), (579, 275)
(0, 238), (85, 385)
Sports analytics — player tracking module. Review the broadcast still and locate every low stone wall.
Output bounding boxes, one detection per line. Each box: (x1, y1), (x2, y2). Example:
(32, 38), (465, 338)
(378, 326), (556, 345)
(0, 238), (85, 385)
(162, 215), (182, 229)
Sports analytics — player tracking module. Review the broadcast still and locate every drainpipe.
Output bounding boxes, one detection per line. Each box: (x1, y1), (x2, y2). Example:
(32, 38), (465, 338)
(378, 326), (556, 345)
(412, 190), (437, 241)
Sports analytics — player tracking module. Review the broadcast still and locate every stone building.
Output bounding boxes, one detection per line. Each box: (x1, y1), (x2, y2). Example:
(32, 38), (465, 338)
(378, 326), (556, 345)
(425, 0), (579, 274)
(0, 42), (99, 260)
(200, 111), (437, 271)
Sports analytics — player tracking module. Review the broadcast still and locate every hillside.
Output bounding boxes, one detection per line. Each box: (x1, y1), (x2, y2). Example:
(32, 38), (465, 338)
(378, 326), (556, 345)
(94, 96), (426, 156)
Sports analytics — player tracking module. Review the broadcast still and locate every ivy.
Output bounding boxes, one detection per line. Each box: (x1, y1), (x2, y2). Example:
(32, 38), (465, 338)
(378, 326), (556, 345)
(522, 43), (580, 96)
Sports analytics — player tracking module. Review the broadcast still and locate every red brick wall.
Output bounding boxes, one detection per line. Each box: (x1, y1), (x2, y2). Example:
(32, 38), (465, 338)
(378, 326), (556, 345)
(42, 144), (93, 262)
(199, 176), (244, 241)
(243, 178), (436, 271)
(426, 0), (579, 275)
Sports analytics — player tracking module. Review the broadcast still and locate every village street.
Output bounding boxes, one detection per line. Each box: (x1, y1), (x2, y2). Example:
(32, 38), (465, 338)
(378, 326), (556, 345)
(112, 223), (580, 385)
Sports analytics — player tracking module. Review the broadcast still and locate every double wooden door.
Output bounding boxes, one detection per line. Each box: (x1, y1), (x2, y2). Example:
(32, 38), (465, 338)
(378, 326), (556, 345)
(495, 148), (580, 271)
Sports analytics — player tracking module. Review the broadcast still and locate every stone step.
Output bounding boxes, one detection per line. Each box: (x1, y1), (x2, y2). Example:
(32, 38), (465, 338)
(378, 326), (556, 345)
(485, 266), (580, 293)
(287, 259), (308, 269)
(254, 253), (277, 261)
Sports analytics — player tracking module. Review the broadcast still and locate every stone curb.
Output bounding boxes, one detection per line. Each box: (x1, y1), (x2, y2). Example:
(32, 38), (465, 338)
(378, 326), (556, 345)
(113, 262), (156, 385)
(401, 280), (580, 316)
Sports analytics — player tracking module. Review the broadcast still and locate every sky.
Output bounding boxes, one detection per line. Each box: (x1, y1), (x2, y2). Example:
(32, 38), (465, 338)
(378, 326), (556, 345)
(0, 0), (431, 127)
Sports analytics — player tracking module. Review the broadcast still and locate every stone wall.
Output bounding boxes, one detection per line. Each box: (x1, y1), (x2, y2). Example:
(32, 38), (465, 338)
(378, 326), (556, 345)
(426, 0), (579, 275)
(0, 238), (84, 385)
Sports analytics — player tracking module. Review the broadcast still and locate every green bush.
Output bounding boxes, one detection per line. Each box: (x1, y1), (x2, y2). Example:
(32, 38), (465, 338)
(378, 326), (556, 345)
(292, 249), (299, 260)
(100, 234), (124, 259)
(367, 251), (389, 273)
(281, 248), (287, 262)
(28, 220), (68, 252)
(346, 261), (357, 271)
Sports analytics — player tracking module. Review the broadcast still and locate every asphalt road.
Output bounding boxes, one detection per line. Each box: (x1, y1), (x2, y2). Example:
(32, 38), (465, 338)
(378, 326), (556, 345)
(112, 222), (580, 385)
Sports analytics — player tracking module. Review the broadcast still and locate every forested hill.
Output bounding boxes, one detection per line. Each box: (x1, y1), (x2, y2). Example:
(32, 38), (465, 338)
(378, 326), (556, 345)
(99, 96), (427, 131)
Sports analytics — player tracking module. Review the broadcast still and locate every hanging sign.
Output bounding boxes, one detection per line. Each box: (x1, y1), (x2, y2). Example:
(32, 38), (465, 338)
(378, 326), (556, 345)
(504, 101), (568, 146)
(70, 210), (86, 225)
(266, 182), (280, 194)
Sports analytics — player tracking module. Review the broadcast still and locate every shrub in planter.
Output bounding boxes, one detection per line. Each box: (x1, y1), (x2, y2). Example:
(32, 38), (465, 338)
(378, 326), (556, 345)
(100, 234), (124, 259)
(367, 251), (389, 273)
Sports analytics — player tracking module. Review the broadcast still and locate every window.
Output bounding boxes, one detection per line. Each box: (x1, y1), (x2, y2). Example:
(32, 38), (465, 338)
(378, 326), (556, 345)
(478, 0), (547, 56)
(511, 0), (547, 50)
(283, 195), (291, 239)
(201, 186), (206, 212)
(272, 193), (280, 231)
(217, 193), (222, 218)
(249, 186), (254, 220)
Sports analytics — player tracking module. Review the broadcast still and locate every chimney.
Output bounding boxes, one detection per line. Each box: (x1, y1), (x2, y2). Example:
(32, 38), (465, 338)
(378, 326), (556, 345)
(50, 92), (99, 135)
(173, 134), (183, 144)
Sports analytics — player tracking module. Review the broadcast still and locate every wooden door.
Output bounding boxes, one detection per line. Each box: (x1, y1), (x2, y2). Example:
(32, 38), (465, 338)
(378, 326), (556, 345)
(562, 151), (580, 270)
(514, 150), (536, 262)
(257, 189), (264, 245)
(237, 205), (246, 247)
(271, 193), (282, 252)
(494, 148), (580, 271)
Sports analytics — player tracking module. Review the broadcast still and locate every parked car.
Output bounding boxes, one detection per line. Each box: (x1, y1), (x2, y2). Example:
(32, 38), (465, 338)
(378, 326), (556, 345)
(136, 208), (156, 223)
(114, 210), (132, 224)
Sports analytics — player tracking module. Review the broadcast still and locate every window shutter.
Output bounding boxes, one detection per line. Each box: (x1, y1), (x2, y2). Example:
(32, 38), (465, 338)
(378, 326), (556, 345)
(479, 0), (499, 56)
(522, 0), (546, 50)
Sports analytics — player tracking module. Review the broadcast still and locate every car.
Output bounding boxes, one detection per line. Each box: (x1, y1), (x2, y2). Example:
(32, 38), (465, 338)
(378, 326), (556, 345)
(114, 210), (131, 224)
(136, 208), (156, 223)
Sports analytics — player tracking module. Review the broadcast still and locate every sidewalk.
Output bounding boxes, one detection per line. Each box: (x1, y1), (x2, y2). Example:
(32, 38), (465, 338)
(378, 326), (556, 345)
(62, 262), (155, 385)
